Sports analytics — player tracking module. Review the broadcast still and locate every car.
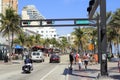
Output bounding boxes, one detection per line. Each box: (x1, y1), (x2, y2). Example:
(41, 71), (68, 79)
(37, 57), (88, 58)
(31, 50), (45, 62)
(49, 54), (60, 63)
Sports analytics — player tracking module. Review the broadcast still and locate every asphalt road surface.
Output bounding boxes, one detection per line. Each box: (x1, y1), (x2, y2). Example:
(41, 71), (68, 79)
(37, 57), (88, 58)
(0, 54), (69, 80)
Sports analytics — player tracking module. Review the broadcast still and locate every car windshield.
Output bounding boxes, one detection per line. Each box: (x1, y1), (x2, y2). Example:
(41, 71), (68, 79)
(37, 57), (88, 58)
(51, 54), (59, 58)
(33, 52), (40, 55)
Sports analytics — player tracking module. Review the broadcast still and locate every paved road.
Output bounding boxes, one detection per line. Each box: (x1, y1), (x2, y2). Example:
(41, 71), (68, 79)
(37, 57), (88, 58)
(1, 55), (119, 80)
(0, 55), (69, 80)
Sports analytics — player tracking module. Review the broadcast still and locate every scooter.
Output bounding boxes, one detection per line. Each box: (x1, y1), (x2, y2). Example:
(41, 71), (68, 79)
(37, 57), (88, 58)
(22, 63), (32, 73)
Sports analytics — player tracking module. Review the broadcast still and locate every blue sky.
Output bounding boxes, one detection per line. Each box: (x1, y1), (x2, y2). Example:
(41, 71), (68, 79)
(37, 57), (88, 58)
(18, 0), (120, 36)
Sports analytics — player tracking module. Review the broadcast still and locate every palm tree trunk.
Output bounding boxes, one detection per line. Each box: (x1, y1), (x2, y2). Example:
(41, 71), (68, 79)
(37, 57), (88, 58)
(117, 35), (119, 57)
(11, 31), (14, 53)
(109, 40), (112, 55)
(8, 29), (12, 58)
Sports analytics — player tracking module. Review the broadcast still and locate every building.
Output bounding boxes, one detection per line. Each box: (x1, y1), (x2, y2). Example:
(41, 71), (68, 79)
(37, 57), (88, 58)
(59, 34), (75, 45)
(0, 0), (2, 14)
(22, 5), (58, 39)
(2, 0), (18, 14)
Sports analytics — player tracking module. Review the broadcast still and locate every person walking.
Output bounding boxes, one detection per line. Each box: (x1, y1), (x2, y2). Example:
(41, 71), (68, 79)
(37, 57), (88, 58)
(118, 59), (120, 73)
(77, 56), (82, 70)
(75, 52), (80, 64)
(69, 51), (74, 70)
(83, 53), (89, 70)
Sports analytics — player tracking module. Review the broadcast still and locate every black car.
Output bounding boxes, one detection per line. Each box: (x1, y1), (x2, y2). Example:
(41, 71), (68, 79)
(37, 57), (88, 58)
(49, 54), (60, 63)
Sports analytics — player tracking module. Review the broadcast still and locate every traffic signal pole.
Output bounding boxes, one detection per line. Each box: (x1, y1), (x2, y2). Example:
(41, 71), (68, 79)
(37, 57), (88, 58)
(100, 0), (108, 76)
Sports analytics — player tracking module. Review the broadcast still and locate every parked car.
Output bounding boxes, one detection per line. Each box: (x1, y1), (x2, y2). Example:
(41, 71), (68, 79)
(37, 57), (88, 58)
(31, 50), (45, 62)
(49, 54), (60, 63)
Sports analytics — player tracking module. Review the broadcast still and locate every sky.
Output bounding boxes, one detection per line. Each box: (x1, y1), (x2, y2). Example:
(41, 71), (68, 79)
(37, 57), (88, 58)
(18, 0), (120, 36)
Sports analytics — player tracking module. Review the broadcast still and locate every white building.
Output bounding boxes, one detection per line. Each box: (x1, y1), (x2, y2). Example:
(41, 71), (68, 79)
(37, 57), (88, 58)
(22, 5), (58, 39)
(59, 34), (75, 45)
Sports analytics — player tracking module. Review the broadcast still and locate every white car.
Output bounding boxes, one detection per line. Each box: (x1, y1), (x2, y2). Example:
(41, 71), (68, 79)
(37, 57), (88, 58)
(31, 51), (45, 62)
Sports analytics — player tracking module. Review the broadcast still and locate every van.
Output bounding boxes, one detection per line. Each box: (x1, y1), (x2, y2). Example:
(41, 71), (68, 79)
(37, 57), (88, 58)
(31, 50), (45, 62)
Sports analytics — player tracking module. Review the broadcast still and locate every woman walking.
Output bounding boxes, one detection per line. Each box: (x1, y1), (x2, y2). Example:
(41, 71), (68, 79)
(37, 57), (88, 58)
(77, 57), (82, 70)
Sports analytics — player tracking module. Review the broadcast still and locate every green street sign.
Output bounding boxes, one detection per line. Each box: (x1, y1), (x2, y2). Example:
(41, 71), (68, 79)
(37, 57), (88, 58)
(75, 20), (90, 25)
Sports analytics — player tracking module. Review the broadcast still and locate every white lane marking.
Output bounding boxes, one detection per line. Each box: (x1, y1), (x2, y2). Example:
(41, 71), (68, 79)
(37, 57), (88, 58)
(40, 65), (58, 80)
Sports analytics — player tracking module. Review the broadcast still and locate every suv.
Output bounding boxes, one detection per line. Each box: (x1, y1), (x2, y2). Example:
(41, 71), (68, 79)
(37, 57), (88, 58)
(31, 50), (45, 62)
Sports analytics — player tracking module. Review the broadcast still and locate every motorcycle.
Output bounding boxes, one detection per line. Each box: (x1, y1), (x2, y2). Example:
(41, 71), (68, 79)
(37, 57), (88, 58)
(22, 63), (33, 73)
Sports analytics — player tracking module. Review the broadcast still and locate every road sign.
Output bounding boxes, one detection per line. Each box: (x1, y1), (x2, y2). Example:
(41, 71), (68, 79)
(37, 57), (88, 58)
(75, 20), (90, 25)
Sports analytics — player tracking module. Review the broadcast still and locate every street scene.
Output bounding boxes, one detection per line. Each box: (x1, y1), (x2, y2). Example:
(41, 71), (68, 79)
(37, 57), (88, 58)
(0, 55), (120, 80)
(0, 0), (120, 80)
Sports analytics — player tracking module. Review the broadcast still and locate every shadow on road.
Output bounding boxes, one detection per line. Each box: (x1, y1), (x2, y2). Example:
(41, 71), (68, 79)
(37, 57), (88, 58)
(62, 68), (69, 75)
(68, 68), (99, 79)
(110, 75), (120, 80)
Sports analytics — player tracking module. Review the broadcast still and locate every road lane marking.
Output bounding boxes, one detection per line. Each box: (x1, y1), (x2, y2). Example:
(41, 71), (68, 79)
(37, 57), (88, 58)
(40, 65), (58, 80)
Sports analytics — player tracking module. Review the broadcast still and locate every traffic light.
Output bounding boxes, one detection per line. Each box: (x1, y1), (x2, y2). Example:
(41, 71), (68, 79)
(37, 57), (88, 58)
(87, 0), (95, 14)
(87, 0), (99, 19)
(46, 20), (53, 24)
(23, 21), (30, 25)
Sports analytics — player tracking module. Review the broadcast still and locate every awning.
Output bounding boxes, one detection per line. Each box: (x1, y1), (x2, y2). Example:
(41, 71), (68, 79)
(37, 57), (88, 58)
(32, 46), (44, 49)
(15, 45), (23, 49)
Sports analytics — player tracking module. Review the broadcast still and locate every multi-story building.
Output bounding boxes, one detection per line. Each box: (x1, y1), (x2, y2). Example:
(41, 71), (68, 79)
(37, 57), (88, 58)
(2, 0), (18, 14)
(59, 34), (75, 45)
(0, 0), (2, 14)
(22, 5), (58, 39)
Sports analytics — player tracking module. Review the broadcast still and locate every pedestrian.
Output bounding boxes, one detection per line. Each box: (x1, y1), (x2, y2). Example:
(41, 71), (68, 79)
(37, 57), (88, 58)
(118, 59), (120, 73)
(69, 51), (74, 70)
(83, 53), (89, 70)
(75, 52), (80, 64)
(77, 56), (82, 70)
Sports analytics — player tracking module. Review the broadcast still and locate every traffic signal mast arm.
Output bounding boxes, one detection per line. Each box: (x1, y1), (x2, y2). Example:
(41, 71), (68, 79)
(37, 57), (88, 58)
(21, 18), (97, 27)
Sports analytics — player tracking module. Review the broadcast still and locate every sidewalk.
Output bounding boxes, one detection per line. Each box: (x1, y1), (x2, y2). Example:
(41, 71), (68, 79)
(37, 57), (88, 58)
(0, 60), (23, 65)
(68, 62), (120, 80)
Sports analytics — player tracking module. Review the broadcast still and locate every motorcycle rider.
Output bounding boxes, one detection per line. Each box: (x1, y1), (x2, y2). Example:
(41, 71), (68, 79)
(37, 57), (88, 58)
(23, 56), (33, 71)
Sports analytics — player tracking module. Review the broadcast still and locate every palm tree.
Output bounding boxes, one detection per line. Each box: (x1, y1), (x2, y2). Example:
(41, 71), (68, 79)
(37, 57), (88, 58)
(109, 8), (120, 56)
(15, 32), (26, 46)
(94, 12), (113, 54)
(35, 34), (41, 45)
(0, 7), (21, 53)
(11, 14), (22, 48)
(59, 37), (68, 54)
(72, 27), (84, 54)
